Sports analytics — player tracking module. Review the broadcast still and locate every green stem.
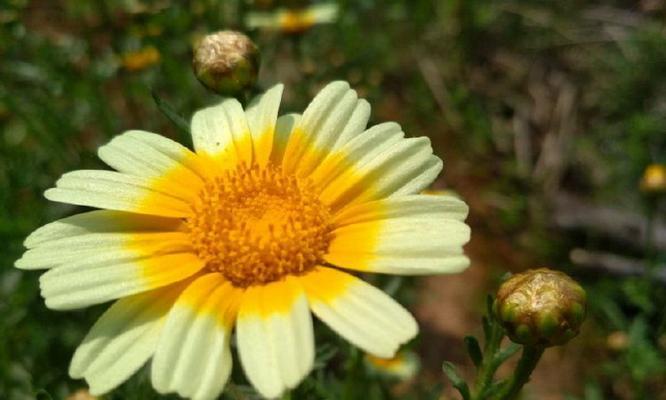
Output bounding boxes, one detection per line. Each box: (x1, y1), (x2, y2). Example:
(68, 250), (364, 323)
(342, 345), (361, 399)
(473, 322), (504, 399)
(493, 346), (545, 400)
(645, 199), (656, 275)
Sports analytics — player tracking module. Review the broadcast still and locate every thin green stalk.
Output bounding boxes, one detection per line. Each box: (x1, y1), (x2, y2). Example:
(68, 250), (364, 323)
(492, 346), (545, 400)
(473, 323), (504, 399)
(342, 345), (362, 399)
(644, 199), (656, 275)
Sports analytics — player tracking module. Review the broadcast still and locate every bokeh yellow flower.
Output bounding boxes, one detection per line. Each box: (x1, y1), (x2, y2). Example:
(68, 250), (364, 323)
(640, 163), (666, 193)
(246, 3), (338, 34)
(606, 330), (629, 352)
(17, 81), (470, 399)
(365, 350), (420, 380)
(120, 46), (161, 71)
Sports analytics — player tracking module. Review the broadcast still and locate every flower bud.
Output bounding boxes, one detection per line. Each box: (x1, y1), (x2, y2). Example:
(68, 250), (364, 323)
(192, 31), (260, 96)
(640, 163), (666, 194)
(495, 268), (586, 347)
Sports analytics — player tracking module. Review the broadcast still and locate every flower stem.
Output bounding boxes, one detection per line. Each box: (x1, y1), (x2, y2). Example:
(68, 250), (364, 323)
(473, 320), (505, 399)
(493, 345), (545, 400)
(644, 198), (656, 275)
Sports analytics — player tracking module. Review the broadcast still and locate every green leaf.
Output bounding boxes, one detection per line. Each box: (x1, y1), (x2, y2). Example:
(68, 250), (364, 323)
(494, 342), (521, 365)
(583, 381), (605, 400)
(151, 90), (191, 135)
(481, 379), (506, 398)
(482, 315), (492, 343)
(34, 390), (54, 400)
(442, 361), (471, 400)
(486, 294), (495, 320)
(483, 294), (496, 346)
(464, 336), (483, 368)
(314, 343), (338, 368)
(626, 317), (666, 382)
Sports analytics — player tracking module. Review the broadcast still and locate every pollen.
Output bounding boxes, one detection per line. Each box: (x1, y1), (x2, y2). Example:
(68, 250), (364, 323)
(186, 163), (333, 287)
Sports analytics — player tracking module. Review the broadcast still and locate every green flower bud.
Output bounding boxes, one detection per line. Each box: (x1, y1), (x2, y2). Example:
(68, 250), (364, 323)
(495, 268), (586, 347)
(192, 30), (260, 96)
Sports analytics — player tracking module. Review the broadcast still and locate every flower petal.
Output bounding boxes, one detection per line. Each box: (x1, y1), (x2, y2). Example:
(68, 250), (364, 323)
(318, 137), (442, 210)
(283, 81), (363, 176)
(300, 267), (417, 358)
(236, 277), (314, 399)
(44, 170), (193, 217)
(325, 195), (470, 275)
(331, 98), (371, 150)
(97, 130), (208, 201)
(39, 251), (204, 310)
(270, 113), (300, 165)
(17, 230), (191, 270)
(98, 130), (204, 179)
(152, 274), (240, 400)
(245, 84), (284, 166)
(69, 282), (186, 396)
(21, 209), (180, 249)
(190, 98), (253, 164)
(333, 193), (469, 224)
(309, 122), (404, 191)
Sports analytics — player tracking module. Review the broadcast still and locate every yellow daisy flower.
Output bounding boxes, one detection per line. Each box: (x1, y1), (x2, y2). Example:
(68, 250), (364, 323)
(120, 46), (161, 71)
(246, 3), (338, 34)
(16, 81), (470, 399)
(640, 163), (666, 193)
(365, 350), (420, 380)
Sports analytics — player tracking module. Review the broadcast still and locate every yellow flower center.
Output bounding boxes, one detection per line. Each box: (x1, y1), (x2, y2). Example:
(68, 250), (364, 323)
(186, 163), (332, 287)
(280, 10), (316, 33)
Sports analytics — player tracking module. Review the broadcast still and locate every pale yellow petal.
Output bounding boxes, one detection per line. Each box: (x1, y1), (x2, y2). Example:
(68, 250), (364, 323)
(236, 277), (314, 399)
(152, 274), (240, 400)
(301, 267), (417, 358)
(326, 195), (470, 275)
(190, 98), (253, 164)
(70, 282), (186, 395)
(245, 84), (284, 166)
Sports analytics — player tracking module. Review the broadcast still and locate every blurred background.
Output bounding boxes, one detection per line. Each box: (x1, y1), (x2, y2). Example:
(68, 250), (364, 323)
(1, 0), (666, 399)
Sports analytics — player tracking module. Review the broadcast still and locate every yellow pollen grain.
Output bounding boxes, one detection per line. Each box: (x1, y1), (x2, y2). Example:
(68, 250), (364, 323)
(186, 163), (332, 288)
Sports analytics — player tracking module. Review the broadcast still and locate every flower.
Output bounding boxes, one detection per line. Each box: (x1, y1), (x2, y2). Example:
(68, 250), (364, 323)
(606, 330), (629, 352)
(245, 3), (338, 34)
(16, 81), (470, 399)
(365, 350), (420, 380)
(640, 163), (666, 194)
(120, 46), (161, 71)
(495, 268), (586, 347)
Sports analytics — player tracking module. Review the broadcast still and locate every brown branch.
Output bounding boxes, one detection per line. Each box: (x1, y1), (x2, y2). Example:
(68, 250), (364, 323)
(569, 248), (666, 283)
(552, 193), (666, 252)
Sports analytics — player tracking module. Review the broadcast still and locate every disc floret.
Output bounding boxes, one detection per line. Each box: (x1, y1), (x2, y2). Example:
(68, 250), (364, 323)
(187, 164), (332, 287)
